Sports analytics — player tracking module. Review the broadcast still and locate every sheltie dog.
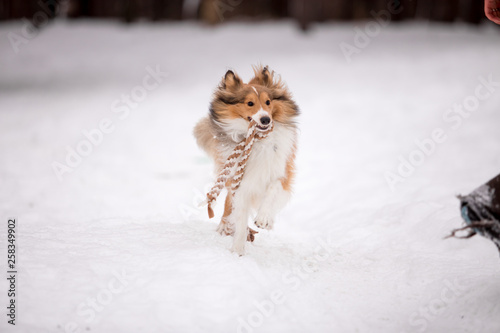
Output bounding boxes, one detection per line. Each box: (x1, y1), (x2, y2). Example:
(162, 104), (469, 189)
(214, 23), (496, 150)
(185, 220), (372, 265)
(194, 65), (299, 255)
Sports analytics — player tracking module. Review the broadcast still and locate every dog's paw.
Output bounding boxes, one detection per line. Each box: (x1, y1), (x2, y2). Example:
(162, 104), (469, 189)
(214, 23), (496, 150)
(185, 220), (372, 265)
(230, 243), (246, 256)
(254, 216), (274, 230)
(247, 228), (258, 242)
(217, 219), (234, 236)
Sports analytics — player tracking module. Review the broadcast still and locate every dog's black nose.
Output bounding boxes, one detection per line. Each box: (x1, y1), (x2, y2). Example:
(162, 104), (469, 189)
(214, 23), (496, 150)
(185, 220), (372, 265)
(260, 116), (271, 125)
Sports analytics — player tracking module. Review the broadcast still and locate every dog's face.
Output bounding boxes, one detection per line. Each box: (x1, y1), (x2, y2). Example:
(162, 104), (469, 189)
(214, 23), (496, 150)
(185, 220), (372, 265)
(210, 66), (299, 134)
(221, 79), (274, 130)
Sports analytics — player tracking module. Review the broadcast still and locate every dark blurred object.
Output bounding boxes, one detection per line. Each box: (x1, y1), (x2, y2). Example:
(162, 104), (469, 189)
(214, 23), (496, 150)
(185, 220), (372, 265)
(66, 0), (184, 21)
(448, 174), (500, 255)
(198, 0), (285, 24)
(0, 0), (490, 28)
(0, 1), (56, 21)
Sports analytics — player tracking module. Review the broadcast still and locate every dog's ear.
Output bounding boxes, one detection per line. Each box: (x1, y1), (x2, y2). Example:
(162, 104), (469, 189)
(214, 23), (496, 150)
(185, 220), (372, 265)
(271, 88), (288, 101)
(249, 65), (272, 87)
(221, 70), (242, 91)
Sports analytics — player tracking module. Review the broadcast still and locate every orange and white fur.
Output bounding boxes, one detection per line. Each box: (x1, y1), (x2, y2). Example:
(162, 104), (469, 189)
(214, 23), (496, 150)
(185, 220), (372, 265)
(194, 65), (299, 255)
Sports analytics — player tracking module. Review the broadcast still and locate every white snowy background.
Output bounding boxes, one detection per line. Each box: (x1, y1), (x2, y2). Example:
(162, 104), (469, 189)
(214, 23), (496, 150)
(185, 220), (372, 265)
(1, 17), (500, 333)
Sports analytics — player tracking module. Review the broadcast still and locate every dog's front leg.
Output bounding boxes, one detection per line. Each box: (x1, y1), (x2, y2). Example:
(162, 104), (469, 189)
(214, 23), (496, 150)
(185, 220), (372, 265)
(255, 180), (291, 230)
(230, 192), (250, 256)
(217, 190), (234, 236)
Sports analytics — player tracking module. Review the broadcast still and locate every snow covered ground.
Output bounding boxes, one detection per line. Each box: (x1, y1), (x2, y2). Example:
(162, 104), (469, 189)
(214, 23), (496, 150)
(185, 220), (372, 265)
(1, 18), (500, 333)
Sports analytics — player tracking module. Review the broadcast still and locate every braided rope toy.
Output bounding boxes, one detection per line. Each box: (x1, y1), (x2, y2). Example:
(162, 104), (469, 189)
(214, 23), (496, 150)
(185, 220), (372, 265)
(206, 119), (274, 219)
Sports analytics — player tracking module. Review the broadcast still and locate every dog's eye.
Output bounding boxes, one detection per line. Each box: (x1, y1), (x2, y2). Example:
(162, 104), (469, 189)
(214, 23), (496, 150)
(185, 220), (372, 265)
(247, 101), (254, 107)
(266, 100), (270, 106)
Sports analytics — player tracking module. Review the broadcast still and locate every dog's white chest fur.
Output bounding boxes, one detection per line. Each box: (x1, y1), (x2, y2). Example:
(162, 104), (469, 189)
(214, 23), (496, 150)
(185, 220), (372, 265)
(219, 119), (296, 199)
(242, 125), (295, 196)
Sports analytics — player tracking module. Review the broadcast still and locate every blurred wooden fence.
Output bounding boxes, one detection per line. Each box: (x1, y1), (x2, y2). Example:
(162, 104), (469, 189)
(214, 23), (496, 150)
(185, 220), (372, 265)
(0, 0), (487, 29)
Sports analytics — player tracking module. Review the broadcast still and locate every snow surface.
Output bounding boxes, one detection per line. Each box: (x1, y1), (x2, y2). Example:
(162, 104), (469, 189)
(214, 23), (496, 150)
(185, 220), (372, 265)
(1, 19), (500, 333)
